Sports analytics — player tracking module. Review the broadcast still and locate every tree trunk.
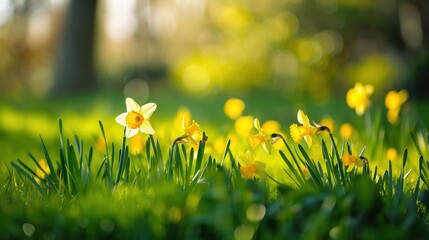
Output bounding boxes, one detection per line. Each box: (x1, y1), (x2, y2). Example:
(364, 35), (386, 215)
(51, 0), (98, 94)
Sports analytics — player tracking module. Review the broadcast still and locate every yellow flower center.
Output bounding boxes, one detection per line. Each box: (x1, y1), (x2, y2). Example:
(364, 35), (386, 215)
(249, 134), (265, 149)
(126, 111), (144, 129)
(341, 153), (363, 167)
(185, 121), (201, 137)
(340, 123), (353, 139)
(290, 124), (314, 143)
(240, 163), (257, 179)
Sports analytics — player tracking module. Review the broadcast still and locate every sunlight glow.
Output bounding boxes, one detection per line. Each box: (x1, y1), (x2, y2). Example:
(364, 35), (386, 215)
(105, 0), (137, 42)
(26, 8), (52, 48)
(182, 64), (210, 93)
(0, 0), (13, 27)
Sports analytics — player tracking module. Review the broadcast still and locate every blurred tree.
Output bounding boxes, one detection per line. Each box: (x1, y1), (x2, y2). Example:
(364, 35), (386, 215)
(0, 0), (30, 95)
(51, 0), (98, 94)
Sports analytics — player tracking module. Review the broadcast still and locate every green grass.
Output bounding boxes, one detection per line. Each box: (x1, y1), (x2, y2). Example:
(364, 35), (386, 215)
(1, 87), (429, 239)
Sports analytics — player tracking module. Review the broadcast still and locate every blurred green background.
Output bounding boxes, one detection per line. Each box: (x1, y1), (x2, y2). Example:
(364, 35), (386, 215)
(0, 0), (428, 101)
(1, 0), (429, 164)
(2, 2), (429, 238)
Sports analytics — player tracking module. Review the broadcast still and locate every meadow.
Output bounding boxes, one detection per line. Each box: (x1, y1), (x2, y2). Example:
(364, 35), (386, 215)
(1, 83), (429, 240)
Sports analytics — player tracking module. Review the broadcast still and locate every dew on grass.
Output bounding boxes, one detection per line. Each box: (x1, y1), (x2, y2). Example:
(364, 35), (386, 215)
(22, 223), (35, 237)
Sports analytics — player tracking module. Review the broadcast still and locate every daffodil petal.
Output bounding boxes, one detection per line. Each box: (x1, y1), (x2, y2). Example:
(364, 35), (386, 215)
(399, 90), (408, 103)
(115, 112), (128, 126)
(262, 142), (270, 154)
(140, 120), (155, 134)
(255, 161), (266, 178)
(181, 114), (187, 130)
(365, 85), (374, 95)
(297, 110), (310, 126)
(126, 98), (140, 112)
(126, 127), (139, 138)
(238, 151), (252, 166)
(254, 118), (261, 130)
(355, 106), (365, 116)
(304, 135), (312, 147)
(141, 102), (157, 118)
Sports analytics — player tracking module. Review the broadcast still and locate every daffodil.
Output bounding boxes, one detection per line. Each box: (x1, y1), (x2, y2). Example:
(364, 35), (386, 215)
(385, 89), (408, 124)
(237, 151), (266, 179)
(174, 116), (202, 145)
(235, 116), (254, 136)
(224, 98), (246, 119)
(346, 82), (374, 116)
(341, 152), (367, 170)
(173, 107), (192, 131)
(36, 159), (50, 179)
(289, 110), (317, 147)
(340, 123), (354, 139)
(115, 98), (157, 138)
(386, 147), (398, 161)
(249, 118), (271, 153)
(183, 120), (202, 144)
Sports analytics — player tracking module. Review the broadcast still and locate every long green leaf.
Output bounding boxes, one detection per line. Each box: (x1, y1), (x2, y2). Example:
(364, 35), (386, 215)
(11, 162), (42, 191)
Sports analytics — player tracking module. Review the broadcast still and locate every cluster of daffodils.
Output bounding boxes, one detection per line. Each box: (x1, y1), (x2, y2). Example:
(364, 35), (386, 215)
(65, 82), (408, 184)
(33, 81), (411, 184)
(346, 82), (408, 124)
(225, 98), (335, 179)
(108, 95), (372, 181)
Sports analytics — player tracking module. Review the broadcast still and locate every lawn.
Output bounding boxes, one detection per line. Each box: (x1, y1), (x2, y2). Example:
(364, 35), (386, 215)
(1, 83), (429, 239)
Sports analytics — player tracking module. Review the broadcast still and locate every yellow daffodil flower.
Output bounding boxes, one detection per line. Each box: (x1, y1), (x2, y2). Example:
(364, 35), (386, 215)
(224, 98), (246, 119)
(36, 159), (50, 179)
(249, 118), (271, 153)
(115, 98), (157, 138)
(340, 123), (354, 139)
(174, 107), (192, 131)
(237, 151), (266, 179)
(385, 90), (408, 124)
(386, 147), (398, 161)
(235, 116), (254, 136)
(174, 117), (202, 145)
(289, 110), (317, 147)
(346, 82), (374, 116)
(183, 119), (202, 144)
(341, 152), (367, 170)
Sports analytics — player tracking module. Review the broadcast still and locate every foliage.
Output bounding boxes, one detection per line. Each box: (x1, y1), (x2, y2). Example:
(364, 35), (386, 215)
(1, 86), (429, 239)
(2, 119), (429, 239)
